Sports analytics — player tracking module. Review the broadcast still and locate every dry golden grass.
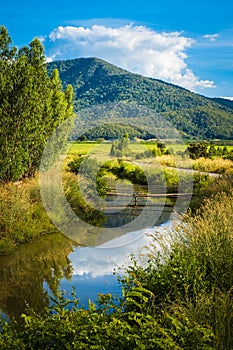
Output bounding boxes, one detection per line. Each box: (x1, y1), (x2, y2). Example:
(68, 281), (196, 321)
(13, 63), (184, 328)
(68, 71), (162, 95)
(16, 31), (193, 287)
(155, 155), (233, 174)
(191, 157), (233, 174)
(155, 155), (193, 169)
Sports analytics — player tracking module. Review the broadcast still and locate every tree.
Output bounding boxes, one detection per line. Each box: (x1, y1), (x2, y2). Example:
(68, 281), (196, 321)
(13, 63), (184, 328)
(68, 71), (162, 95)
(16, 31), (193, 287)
(187, 142), (208, 160)
(121, 132), (130, 151)
(110, 133), (131, 157)
(208, 144), (217, 158)
(0, 27), (74, 181)
(157, 141), (166, 155)
(0, 25), (16, 60)
(222, 146), (228, 156)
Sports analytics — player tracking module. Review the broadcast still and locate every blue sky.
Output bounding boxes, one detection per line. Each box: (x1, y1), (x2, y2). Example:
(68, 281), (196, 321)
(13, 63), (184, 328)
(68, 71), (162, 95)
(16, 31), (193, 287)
(1, 0), (232, 98)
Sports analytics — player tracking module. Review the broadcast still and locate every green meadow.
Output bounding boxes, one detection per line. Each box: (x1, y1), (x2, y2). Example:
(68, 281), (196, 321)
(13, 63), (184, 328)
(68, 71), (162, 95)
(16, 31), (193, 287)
(68, 141), (233, 156)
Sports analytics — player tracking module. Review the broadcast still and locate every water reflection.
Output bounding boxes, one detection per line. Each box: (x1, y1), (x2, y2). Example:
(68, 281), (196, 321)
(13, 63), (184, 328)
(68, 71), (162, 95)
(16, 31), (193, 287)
(57, 219), (175, 308)
(0, 234), (74, 321)
(0, 214), (175, 321)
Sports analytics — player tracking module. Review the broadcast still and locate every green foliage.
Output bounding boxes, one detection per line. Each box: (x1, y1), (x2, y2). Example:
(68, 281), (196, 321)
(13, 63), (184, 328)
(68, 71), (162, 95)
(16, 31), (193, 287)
(0, 26), (74, 182)
(186, 142), (208, 159)
(68, 156), (108, 197)
(75, 123), (155, 141)
(63, 172), (106, 227)
(48, 57), (233, 140)
(0, 288), (214, 349)
(104, 158), (190, 187)
(104, 160), (148, 185)
(211, 97), (233, 111)
(135, 148), (158, 159)
(186, 142), (233, 161)
(135, 142), (168, 159)
(110, 133), (131, 157)
(66, 157), (108, 225)
(121, 181), (233, 349)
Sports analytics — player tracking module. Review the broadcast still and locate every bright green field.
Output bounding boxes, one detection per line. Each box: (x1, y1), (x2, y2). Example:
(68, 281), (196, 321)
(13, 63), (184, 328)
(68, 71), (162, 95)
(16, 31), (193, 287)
(67, 142), (187, 157)
(68, 142), (111, 157)
(68, 142), (233, 158)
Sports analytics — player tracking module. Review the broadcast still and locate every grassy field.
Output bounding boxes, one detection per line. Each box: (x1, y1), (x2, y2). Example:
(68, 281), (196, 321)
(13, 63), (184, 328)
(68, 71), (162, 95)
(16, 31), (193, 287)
(67, 141), (187, 156)
(67, 142), (233, 174)
(68, 141), (233, 156)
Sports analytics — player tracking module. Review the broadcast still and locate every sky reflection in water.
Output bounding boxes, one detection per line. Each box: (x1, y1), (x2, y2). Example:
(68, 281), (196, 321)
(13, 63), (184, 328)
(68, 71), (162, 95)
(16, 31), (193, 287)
(56, 220), (175, 306)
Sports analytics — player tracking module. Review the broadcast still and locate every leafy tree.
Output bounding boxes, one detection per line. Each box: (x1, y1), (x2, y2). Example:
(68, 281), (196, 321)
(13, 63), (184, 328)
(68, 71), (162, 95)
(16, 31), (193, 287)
(157, 141), (167, 155)
(187, 142), (208, 159)
(110, 133), (131, 157)
(74, 123), (156, 141)
(0, 27), (74, 181)
(0, 25), (16, 60)
(222, 146), (228, 156)
(208, 144), (217, 158)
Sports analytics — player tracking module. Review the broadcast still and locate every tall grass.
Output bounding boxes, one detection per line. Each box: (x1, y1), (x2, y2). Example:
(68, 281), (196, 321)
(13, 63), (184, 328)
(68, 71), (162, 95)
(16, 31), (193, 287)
(0, 178), (57, 254)
(122, 178), (233, 349)
(156, 154), (193, 169)
(192, 157), (233, 174)
(156, 155), (233, 174)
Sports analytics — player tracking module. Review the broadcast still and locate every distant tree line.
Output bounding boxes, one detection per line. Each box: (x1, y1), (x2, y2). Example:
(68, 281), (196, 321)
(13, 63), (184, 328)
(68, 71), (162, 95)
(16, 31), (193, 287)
(74, 123), (156, 141)
(186, 142), (233, 160)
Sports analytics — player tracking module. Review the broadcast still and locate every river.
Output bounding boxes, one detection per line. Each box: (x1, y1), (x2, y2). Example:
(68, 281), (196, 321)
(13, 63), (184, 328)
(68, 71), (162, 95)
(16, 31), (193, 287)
(0, 199), (177, 321)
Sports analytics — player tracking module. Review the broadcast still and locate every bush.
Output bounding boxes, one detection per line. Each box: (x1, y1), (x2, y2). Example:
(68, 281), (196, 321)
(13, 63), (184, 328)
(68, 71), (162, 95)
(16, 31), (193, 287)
(68, 156), (108, 197)
(0, 288), (214, 349)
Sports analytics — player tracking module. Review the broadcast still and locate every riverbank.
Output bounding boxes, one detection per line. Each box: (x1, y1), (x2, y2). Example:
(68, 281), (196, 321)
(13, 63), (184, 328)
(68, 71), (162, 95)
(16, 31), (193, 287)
(0, 157), (224, 255)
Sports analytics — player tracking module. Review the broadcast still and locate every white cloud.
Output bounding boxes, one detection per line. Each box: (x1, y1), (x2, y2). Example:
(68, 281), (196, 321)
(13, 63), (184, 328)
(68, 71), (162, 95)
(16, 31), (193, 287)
(68, 222), (174, 278)
(46, 24), (215, 91)
(38, 35), (47, 43)
(220, 96), (233, 101)
(203, 33), (219, 42)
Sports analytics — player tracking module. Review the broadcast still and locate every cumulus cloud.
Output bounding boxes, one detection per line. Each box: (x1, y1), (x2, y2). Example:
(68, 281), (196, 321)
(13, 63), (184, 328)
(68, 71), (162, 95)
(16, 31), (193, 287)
(220, 96), (233, 101)
(203, 33), (219, 42)
(38, 35), (47, 43)
(46, 24), (215, 91)
(68, 222), (174, 278)
(69, 227), (153, 277)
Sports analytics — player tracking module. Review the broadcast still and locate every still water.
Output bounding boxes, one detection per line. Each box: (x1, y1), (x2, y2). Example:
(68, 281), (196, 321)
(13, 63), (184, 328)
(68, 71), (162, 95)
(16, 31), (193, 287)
(0, 202), (176, 321)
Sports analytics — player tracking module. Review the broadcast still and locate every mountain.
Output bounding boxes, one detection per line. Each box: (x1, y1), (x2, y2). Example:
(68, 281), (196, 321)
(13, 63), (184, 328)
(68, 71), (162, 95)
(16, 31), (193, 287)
(210, 97), (233, 111)
(47, 58), (233, 140)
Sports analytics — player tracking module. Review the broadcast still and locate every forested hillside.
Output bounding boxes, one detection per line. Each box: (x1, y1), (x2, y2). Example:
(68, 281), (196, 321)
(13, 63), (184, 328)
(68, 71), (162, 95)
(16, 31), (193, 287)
(48, 57), (233, 140)
(210, 97), (233, 111)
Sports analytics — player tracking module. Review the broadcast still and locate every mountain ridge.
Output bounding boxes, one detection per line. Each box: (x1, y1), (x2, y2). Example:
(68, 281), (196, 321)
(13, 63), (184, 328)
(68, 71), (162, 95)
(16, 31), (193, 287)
(47, 57), (233, 140)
